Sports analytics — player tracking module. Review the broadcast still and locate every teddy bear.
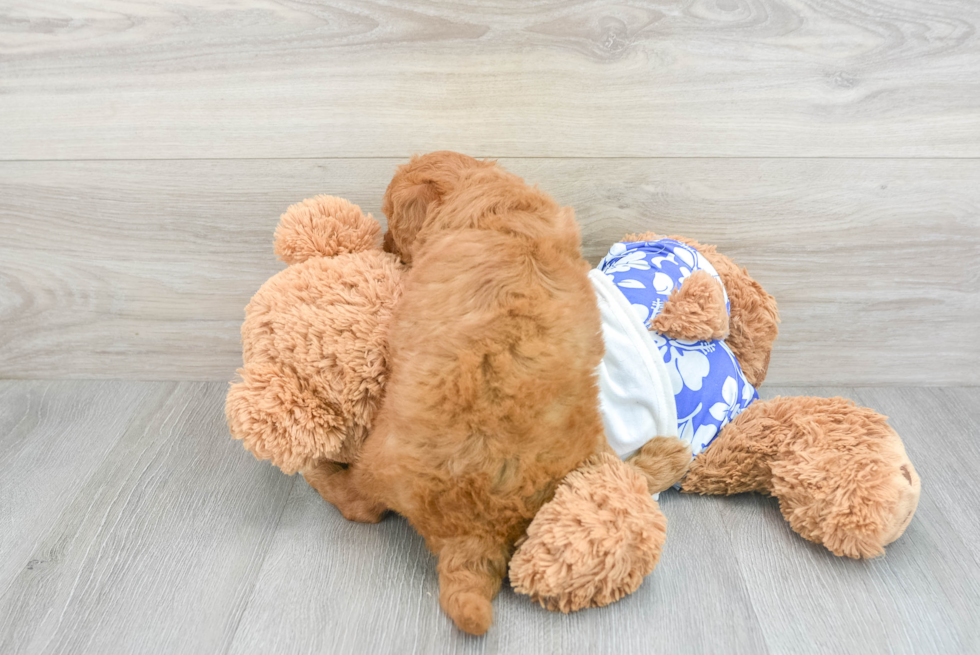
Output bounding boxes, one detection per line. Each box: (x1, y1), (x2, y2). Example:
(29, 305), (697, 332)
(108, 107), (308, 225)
(508, 231), (921, 611)
(225, 195), (404, 474)
(226, 154), (921, 629)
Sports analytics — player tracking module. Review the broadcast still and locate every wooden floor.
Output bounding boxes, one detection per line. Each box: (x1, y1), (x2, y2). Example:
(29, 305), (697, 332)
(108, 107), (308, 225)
(0, 381), (976, 655)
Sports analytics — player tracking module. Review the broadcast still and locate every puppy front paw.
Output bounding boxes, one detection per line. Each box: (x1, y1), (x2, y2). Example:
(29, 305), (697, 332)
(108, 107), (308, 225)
(627, 436), (693, 494)
(303, 465), (386, 523)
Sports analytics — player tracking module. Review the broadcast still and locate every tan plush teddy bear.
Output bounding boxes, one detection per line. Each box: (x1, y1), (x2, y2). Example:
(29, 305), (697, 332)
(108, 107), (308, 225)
(508, 231), (920, 612)
(226, 155), (920, 632)
(225, 195), (404, 474)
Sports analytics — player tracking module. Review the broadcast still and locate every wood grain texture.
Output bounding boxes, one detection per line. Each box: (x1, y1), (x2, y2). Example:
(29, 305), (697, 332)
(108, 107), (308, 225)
(1, 158), (977, 384)
(0, 381), (159, 595)
(0, 380), (295, 655)
(719, 387), (980, 655)
(1, 0), (979, 159)
(1, 382), (978, 654)
(227, 471), (771, 655)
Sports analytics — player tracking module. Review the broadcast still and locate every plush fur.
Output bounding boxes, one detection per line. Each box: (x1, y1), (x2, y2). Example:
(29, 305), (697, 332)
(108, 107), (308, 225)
(607, 230), (919, 557)
(509, 453), (668, 612)
(626, 232), (780, 387)
(681, 396), (920, 558)
(625, 436), (694, 494)
(227, 165), (677, 634)
(650, 269), (730, 342)
(226, 196), (404, 474)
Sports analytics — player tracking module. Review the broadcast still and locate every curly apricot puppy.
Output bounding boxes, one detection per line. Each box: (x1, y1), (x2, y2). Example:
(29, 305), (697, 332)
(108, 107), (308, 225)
(316, 152), (609, 634)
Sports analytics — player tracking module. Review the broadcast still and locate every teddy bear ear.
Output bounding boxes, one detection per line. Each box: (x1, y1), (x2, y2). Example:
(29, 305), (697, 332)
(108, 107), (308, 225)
(274, 195), (382, 264)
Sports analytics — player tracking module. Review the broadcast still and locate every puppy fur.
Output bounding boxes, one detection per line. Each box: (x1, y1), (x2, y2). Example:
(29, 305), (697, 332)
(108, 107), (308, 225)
(325, 152), (607, 634)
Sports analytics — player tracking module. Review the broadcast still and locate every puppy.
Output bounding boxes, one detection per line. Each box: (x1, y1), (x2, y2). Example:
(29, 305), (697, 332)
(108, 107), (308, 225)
(314, 152), (607, 634)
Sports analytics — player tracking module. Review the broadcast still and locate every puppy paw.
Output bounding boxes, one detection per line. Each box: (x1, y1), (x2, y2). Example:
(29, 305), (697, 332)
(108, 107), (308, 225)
(336, 498), (386, 524)
(627, 436), (693, 494)
(303, 466), (386, 523)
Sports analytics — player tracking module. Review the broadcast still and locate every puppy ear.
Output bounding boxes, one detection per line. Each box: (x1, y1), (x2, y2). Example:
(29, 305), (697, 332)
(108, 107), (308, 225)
(382, 180), (440, 264)
(383, 151), (490, 263)
(382, 229), (397, 254)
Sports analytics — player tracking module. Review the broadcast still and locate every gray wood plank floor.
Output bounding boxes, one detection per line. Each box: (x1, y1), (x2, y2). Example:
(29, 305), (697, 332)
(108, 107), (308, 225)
(1, 381), (976, 654)
(2, 2), (977, 653)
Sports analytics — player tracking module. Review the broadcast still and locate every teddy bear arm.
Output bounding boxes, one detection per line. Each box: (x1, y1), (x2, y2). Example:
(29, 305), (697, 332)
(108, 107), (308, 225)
(649, 270), (730, 342)
(667, 235), (779, 388)
(510, 453), (667, 613)
(620, 232), (778, 386)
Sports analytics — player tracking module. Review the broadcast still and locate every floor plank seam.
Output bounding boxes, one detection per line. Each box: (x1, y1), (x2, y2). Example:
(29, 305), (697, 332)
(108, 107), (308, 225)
(706, 495), (776, 655)
(222, 473), (297, 655)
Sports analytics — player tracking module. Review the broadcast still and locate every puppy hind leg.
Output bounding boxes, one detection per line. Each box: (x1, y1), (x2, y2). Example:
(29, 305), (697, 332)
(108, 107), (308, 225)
(437, 535), (510, 636)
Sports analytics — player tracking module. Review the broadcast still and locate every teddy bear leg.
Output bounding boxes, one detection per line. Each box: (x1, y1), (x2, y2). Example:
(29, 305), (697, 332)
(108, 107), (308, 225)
(765, 397), (921, 558)
(682, 396), (921, 558)
(509, 454), (668, 613)
(302, 460), (387, 524)
(680, 401), (779, 497)
(436, 535), (508, 636)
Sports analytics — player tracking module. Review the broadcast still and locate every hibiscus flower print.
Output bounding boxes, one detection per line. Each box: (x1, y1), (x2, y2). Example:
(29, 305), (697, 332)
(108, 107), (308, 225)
(674, 347), (710, 392)
(708, 376), (740, 422)
(604, 250), (650, 274)
(597, 238), (758, 460)
(652, 272), (674, 295)
(677, 403), (719, 452)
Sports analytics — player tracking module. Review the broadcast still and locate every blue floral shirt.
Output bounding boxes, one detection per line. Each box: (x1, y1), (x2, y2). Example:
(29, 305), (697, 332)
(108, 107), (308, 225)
(596, 239), (758, 456)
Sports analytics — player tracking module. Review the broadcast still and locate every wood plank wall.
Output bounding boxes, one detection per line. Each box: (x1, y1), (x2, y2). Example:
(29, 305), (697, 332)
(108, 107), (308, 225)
(1, 1), (978, 384)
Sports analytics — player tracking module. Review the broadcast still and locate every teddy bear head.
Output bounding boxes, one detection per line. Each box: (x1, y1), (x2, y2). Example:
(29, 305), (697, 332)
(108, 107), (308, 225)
(226, 196), (404, 474)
